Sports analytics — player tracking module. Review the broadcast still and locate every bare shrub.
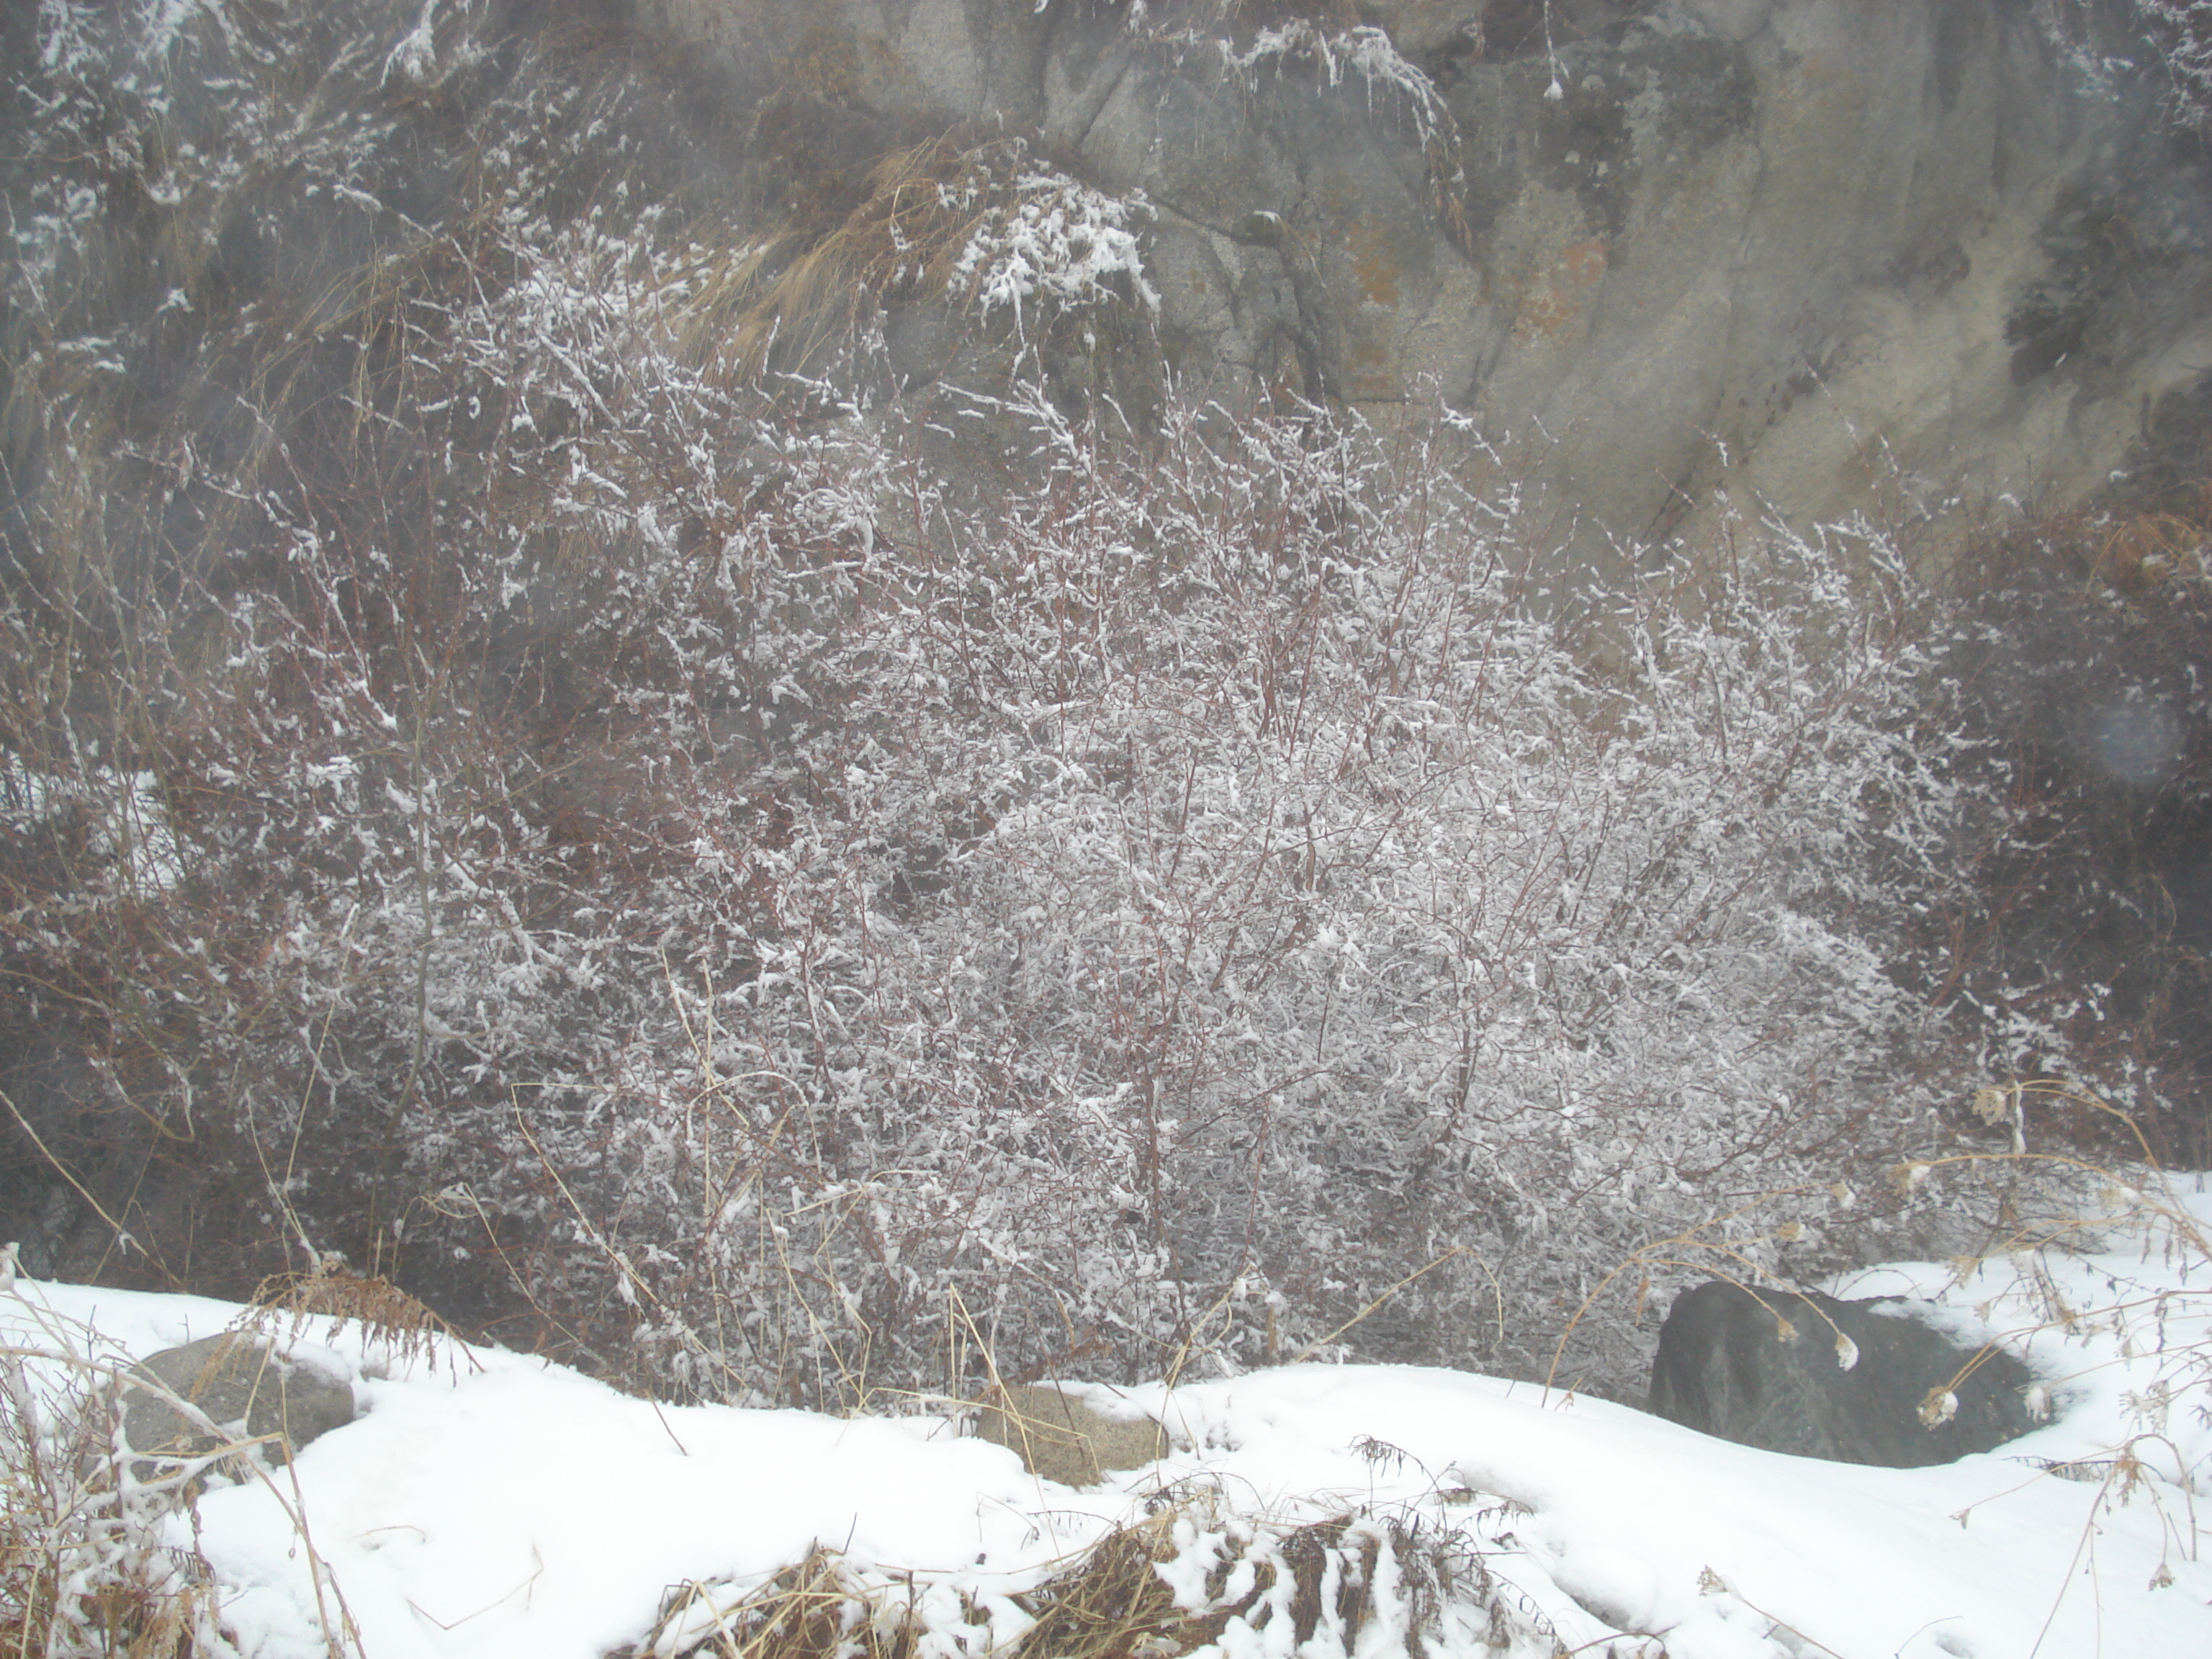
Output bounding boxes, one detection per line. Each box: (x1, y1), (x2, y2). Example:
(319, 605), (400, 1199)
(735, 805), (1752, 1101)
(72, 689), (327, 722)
(2137, 0), (2212, 128)
(595, 396), (1979, 1400)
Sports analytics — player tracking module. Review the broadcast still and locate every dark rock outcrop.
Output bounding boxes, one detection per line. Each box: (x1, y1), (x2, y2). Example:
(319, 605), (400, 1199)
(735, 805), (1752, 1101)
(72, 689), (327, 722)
(1648, 1279), (2038, 1465)
(120, 1332), (356, 1477)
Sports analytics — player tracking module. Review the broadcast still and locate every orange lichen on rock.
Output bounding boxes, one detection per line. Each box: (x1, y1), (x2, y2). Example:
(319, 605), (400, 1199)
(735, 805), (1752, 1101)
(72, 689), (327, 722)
(1511, 235), (1610, 342)
(1347, 216), (1403, 308)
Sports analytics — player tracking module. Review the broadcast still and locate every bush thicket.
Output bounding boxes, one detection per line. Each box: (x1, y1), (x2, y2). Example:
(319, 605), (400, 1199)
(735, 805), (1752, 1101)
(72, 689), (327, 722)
(0, 0), (2208, 1419)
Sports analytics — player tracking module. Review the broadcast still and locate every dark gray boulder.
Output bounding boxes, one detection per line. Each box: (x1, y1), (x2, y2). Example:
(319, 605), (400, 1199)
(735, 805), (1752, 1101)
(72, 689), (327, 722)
(120, 1332), (356, 1478)
(1648, 1280), (2038, 1466)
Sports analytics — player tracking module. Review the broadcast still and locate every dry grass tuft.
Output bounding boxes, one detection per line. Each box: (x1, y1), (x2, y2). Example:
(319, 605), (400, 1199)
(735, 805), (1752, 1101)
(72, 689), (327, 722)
(2093, 508), (2204, 593)
(670, 126), (1152, 383)
(242, 1257), (467, 1374)
(701, 129), (1003, 380)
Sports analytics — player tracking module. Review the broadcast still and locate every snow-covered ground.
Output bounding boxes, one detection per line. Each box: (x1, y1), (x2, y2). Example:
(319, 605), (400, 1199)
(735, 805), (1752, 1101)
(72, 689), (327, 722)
(7, 1177), (2212, 1659)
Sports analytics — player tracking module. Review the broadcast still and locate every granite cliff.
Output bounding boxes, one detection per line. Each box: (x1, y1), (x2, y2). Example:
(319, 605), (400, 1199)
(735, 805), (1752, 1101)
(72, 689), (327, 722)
(644, 0), (2212, 557)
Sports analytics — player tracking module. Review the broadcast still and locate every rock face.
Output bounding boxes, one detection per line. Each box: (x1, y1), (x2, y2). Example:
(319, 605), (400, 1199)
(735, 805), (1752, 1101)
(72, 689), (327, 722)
(1648, 1280), (2038, 1465)
(120, 1333), (356, 1475)
(976, 1381), (1168, 1484)
(642, 0), (2212, 560)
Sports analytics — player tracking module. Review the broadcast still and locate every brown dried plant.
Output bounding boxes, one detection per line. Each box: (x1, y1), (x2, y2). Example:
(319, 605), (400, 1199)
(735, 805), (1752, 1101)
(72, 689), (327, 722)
(619, 1546), (939, 1659)
(241, 1256), (472, 1375)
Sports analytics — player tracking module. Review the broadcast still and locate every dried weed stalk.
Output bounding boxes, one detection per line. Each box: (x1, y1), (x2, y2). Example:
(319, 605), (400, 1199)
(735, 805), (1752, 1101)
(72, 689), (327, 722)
(0, 1278), (361, 1658)
(621, 1490), (1567, 1659)
(240, 1256), (472, 1377)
